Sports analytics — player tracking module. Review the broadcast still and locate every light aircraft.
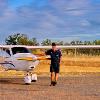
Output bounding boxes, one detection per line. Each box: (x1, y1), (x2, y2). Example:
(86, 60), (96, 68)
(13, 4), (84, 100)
(0, 45), (100, 84)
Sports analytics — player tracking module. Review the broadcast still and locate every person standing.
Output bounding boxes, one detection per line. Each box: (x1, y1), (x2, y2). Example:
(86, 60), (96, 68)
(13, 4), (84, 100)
(45, 43), (62, 86)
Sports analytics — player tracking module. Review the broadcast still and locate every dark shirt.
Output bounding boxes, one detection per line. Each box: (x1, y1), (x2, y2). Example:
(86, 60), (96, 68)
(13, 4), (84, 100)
(45, 49), (62, 65)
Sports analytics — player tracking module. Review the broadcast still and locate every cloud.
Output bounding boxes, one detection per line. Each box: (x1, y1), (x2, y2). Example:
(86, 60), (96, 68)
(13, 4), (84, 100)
(80, 20), (91, 27)
(0, 0), (8, 16)
(0, 0), (100, 44)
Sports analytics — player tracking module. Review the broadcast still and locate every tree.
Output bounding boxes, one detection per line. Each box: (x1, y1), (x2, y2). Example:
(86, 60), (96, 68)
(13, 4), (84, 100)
(5, 33), (39, 45)
(31, 38), (39, 46)
(18, 34), (29, 45)
(5, 33), (25, 45)
(93, 40), (100, 45)
(56, 41), (64, 45)
(70, 40), (76, 45)
(83, 41), (92, 45)
(26, 38), (39, 46)
(41, 39), (52, 46)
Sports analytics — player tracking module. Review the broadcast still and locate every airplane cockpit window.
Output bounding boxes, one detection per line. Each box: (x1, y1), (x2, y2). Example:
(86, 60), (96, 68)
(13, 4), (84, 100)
(6, 49), (11, 56)
(12, 47), (30, 55)
(0, 49), (11, 58)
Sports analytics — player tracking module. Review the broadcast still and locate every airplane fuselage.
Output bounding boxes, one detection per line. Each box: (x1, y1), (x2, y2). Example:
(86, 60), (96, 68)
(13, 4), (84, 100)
(1, 47), (39, 71)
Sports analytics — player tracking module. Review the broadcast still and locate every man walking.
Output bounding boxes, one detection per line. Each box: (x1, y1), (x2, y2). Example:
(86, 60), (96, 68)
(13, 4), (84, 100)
(45, 43), (62, 86)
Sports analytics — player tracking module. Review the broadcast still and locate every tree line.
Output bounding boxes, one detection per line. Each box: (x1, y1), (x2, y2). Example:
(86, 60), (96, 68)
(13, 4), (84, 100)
(4, 33), (100, 56)
(5, 33), (100, 45)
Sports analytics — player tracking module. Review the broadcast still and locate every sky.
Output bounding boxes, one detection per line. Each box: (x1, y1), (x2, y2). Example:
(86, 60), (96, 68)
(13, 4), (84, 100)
(0, 0), (100, 44)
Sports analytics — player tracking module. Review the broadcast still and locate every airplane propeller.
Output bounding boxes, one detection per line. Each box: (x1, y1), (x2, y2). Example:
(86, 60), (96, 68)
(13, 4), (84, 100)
(17, 56), (50, 61)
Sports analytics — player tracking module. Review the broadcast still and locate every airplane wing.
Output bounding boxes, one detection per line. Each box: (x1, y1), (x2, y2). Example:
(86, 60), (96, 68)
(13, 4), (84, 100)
(0, 45), (100, 62)
(27, 45), (100, 49)
(0, 45), (100, 49)
(0, 45), (10, 49)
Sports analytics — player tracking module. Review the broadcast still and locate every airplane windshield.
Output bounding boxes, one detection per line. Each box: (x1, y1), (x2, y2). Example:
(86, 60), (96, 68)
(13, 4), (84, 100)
(0, 49), (11, 57)
(11, 47), (30, 55)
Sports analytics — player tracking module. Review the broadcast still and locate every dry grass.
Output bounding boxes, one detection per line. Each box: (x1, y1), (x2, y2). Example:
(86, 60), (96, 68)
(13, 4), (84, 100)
(0, 56), (100, 77)
(35, 56), (100, 73)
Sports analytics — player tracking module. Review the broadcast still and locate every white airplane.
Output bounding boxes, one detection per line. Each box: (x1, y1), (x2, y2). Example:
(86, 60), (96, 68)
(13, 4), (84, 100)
(0, 45), (100, 84)
(0, 45), (51, 84)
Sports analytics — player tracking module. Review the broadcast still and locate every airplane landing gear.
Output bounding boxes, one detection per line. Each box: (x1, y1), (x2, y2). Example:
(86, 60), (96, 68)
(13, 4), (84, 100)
(31, 74), (37, 82)
(24, 72), (37, 85)
(24, 73), (31, 85)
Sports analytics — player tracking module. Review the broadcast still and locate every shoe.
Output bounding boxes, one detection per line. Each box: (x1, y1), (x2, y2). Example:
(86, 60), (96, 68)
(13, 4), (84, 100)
(53, 81), (57, 86)
(55, 81), (57, 85)
(53, 82), (56, 86)
(50, 81), (55, 86)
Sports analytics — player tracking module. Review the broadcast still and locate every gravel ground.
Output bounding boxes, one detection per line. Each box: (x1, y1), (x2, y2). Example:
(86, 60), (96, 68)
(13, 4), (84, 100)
(0, 73), (100, 100)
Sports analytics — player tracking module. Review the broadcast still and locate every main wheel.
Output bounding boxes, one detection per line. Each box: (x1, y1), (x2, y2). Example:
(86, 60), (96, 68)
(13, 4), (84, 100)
(31, 74), (37, 82)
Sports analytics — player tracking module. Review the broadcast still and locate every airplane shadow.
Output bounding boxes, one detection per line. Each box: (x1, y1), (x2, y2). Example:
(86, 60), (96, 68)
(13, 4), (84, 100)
(0, 79), (50, 87)
(0, 77), (50, 86)
(0, 79), (10, 84)
(0, 78), (24, 85)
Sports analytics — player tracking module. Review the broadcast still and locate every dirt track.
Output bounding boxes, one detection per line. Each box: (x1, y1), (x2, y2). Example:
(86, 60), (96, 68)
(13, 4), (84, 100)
(0, 73), (100, 100)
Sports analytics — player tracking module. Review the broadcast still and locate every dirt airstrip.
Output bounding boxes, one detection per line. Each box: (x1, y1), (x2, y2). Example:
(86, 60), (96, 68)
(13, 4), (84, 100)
(0, 56), (100, 100)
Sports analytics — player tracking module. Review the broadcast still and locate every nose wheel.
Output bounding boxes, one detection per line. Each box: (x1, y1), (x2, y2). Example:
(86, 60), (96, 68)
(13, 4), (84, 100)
(24, 72), (37, 85)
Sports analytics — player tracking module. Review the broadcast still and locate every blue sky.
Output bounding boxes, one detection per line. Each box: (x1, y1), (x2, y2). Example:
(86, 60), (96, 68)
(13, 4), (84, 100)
(0, 0), (100, 44)
(8, 0), (33, 8)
